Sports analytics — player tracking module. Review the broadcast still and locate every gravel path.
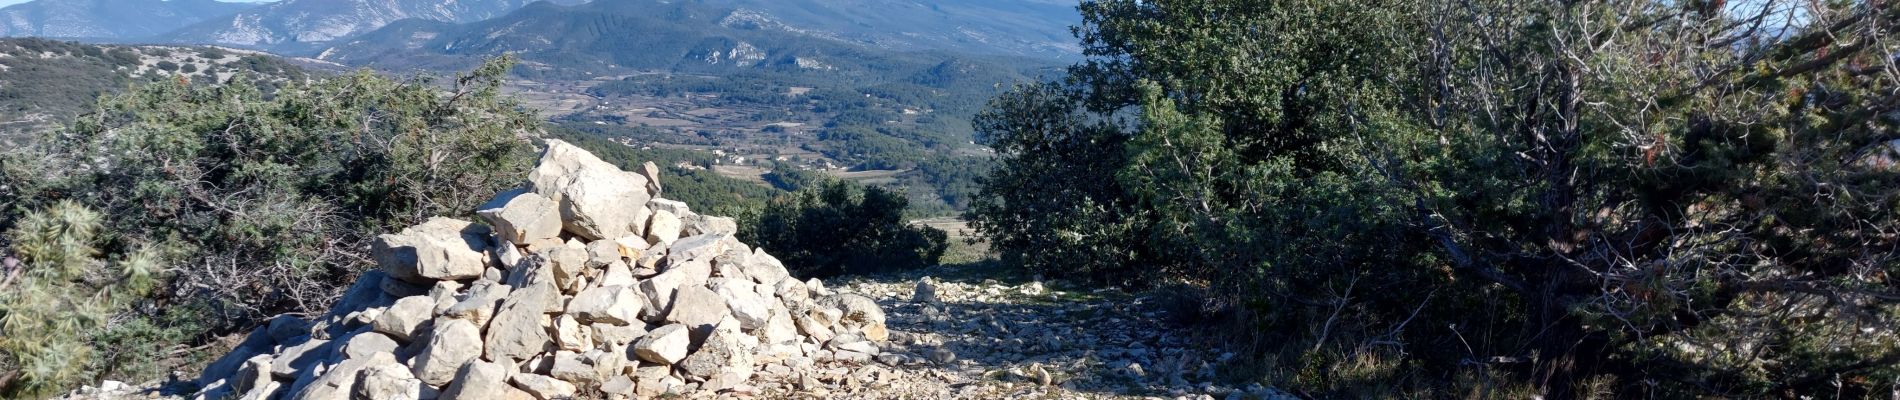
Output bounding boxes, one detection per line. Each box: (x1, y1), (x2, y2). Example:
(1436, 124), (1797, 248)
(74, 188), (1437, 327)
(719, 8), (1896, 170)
(745, 265), (1294, 400)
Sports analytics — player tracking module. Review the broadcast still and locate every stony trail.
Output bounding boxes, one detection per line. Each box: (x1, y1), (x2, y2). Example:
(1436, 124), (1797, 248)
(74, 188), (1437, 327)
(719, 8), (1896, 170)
(746, 265), (1295, 400)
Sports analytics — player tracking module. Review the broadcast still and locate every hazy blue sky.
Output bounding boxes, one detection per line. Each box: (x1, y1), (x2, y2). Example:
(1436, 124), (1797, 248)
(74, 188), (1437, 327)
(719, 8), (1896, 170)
(0, 0), (273, 7)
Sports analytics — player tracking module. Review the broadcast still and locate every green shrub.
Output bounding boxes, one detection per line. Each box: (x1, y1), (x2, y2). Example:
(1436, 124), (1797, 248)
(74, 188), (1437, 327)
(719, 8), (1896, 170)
(0, 57), (537, 392)
(0, 202), (166, 397)
(747, 180), (947, 277)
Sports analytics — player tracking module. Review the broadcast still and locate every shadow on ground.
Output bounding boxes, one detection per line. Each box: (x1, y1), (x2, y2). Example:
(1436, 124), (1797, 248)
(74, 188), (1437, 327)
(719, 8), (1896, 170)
(834, 261), (1276, 399)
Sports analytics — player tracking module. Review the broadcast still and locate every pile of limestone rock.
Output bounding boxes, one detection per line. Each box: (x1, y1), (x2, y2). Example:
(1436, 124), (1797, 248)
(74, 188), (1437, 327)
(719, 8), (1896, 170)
(192, 140), (889, 400)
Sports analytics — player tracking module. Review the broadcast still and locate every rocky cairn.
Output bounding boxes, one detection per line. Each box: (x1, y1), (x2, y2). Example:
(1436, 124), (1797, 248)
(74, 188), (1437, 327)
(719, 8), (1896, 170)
(193, 140), (889, 400)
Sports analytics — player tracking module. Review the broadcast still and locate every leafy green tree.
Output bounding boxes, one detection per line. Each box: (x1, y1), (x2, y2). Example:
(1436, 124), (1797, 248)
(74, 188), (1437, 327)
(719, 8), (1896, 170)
(763, 168), (828, 192)
(749, 180), (947, 277)
(967, 83), (1149, 285)
(972, 0), (1900, 397)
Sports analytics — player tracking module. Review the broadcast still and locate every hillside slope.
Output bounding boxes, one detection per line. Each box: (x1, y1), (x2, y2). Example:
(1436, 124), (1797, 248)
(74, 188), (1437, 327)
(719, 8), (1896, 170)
(0, 38), (305, 138)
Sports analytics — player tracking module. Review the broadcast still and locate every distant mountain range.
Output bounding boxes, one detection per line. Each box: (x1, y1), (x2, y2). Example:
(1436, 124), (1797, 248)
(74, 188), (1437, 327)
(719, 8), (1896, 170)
(0, 0), (1081, 61)
(695, 0), (1079, 59)
(0, 0), (255, 39)
(164, 0), (589, 51)
(319, 0), (1054, 80)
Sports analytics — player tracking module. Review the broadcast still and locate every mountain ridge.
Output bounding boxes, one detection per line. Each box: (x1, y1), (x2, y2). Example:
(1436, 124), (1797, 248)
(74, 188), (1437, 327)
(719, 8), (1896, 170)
(161, 0), (588, 51)
(0, 0), (257, 40)
(699, 0), (1081, 60)
(318, 0), (1057, 81)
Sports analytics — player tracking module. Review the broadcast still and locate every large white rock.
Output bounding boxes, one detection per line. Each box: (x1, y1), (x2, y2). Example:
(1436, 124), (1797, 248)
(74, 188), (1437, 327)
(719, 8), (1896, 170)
(742, 249), (791, 287)
(825, 294), (889, 342)
(598, 260), (636, 287)
(373, 217), (494, 283)
(358, 359), (431, 400)
(775, 278), (811, 308)
(666, 285), (731, 335)
(678, 327), (754, 387)
(528, 139), (653, 241)
(551, 315), (587, 352)
(510, 373), (577, 400)
(645, 210), (683, 245)
(443, 281), (511, 328)
(543, 246), (589, 294)
(484, 278), (559, 362)
(410, 318), (483, 387)
(547, 351), (598, 385)
(714, 280), (771, 330)
(639, 259), (711, 317)
(761, 307), (799, 345)
(477, 189), (563, 244)
(436, 360), (512, 400)
(342, 332), (400, 361)
(666, 234), (729, 267)
(566, 285), (643, 325)
(639, 161), (664, 194)
(632, 324), (690, 364)
(793, 311), (835, 343)
(372, 296), (434, 342)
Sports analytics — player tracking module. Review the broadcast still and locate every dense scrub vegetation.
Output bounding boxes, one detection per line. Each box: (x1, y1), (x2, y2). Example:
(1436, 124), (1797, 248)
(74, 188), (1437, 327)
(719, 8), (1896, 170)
(970, 0), (1900, 397)
(0, 58), (537, 396)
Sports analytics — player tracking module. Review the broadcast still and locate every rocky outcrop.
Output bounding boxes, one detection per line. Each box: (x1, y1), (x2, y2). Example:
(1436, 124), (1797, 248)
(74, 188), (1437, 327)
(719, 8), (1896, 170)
(191, 139), (889, 400)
